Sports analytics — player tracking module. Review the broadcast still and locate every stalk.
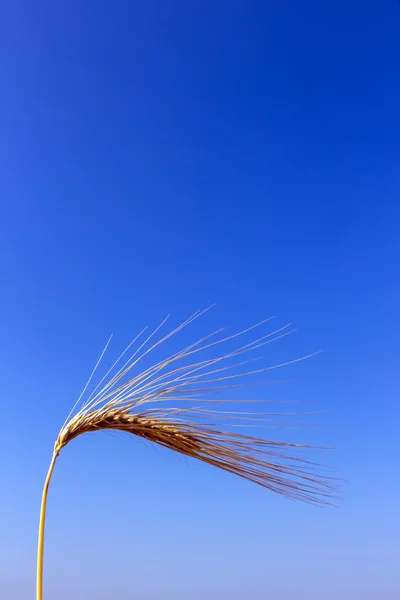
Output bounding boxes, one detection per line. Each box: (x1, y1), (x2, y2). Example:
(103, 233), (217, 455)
(36, 453), (58, 600)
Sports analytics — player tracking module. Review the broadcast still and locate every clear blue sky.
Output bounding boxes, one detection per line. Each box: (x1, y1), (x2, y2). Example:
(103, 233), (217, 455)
(1, 1), (399, 598)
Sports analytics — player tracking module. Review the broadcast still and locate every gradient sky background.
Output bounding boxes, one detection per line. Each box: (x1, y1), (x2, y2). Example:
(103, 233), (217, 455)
(1, 1), (399, 599)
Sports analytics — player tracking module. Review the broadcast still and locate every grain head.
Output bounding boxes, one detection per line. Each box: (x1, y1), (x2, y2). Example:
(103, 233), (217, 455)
(52, 309), (339, 505)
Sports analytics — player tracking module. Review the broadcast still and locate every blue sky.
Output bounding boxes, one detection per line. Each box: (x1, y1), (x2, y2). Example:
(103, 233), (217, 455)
(1, 1), (399, 598)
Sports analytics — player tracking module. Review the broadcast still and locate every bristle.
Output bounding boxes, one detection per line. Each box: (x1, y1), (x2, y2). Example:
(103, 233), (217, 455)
(53, 311), (338, 505)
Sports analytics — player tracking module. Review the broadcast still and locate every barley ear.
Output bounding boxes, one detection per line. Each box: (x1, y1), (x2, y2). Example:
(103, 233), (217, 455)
(36, 313), (338, 600)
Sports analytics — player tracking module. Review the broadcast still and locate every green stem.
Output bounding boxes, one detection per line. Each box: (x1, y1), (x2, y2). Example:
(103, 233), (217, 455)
(36, 453), (58, 600)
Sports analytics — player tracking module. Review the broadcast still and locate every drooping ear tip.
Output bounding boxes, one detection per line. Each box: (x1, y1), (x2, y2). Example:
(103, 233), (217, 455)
(57, 313), (338, 506)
